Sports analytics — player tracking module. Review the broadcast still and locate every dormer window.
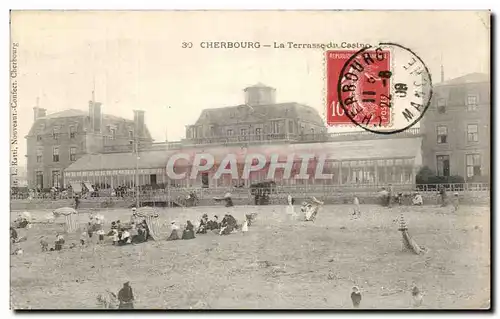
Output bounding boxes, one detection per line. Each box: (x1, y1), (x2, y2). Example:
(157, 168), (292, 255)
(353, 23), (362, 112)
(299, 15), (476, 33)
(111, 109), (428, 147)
(53, 127), (59, 140)
(69, 125), (76, 138)
(437, 98), (446, 114)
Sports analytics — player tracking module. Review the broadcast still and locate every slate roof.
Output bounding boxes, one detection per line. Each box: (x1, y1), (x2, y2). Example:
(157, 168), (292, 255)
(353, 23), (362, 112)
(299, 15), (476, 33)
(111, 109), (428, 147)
(436, 73), (490, 86)
(28, 108), (153, 140)
(65, 137), (422, 172)
(194, 102), (325, 126)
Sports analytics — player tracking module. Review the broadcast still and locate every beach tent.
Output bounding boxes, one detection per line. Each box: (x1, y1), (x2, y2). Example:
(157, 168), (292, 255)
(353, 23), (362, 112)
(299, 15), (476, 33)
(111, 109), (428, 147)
(53, 207), (79, 233)
(84, 182), (94, 192)
(70, 182), (83, 194)
(135, 207), (162, 241)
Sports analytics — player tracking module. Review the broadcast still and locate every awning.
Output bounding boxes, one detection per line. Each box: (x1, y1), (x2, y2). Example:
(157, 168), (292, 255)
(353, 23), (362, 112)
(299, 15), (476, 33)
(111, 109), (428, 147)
(84, 182), (94, 192)
(70, 182), (83, 193)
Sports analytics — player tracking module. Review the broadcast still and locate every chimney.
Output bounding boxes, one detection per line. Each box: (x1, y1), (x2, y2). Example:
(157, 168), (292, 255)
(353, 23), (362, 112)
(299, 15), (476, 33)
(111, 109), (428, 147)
(89, 101), (102, 133)
(93, 102), (102, 133)
(88, 101), (94, 131)
(39, 108), (46, 118)
(33, 107), (39, 122)
(133, 110), (145, 138)
(33, 107), (47, 121)
(244, 83), (276, 106)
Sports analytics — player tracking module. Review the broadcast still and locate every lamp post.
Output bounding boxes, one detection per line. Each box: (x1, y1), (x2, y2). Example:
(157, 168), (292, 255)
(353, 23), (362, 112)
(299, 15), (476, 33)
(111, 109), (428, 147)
(135, 136), (140, 208)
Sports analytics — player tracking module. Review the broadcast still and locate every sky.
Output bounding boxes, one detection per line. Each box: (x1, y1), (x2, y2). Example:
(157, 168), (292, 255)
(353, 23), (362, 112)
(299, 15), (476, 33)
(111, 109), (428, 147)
(10, 11), (490, 166)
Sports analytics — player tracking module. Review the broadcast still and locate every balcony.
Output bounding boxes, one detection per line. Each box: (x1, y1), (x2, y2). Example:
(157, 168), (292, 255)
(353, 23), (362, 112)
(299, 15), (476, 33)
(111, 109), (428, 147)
(183, 127), (422, 146)
(101, 127), (422, 153)
(102, 141), (184, 153)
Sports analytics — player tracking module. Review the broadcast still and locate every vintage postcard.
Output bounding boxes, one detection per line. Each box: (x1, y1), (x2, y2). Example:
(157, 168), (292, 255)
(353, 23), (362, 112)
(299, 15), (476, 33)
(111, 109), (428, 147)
(9, 10), (490, 310)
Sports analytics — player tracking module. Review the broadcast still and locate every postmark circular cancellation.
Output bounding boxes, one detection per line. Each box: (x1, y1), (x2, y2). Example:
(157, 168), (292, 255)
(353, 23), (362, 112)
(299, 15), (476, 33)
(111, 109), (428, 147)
(335, 42), (433, 134)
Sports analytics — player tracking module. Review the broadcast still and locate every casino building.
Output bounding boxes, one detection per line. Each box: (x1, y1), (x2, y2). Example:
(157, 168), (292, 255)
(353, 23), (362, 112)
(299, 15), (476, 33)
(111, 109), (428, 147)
(64, 83), (424, 189)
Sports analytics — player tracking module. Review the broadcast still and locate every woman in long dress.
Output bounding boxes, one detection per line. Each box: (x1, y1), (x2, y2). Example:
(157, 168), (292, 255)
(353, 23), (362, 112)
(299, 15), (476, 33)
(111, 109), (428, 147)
(286, 194), (296, 220)
(182, 221), (196, 240)
(241, 216), (249, 234)
(167, 221), (180, 241)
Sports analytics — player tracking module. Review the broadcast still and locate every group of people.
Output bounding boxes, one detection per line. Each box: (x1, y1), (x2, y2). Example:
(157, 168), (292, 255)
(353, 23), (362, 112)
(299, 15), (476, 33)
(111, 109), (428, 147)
(106, 208), (153, 246)
(166, 212), (250, 241)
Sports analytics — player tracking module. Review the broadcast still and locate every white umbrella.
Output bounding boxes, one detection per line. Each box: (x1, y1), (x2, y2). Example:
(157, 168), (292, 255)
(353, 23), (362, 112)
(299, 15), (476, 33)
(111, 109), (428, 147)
(135, 206), (159, 218)
(53, 207), (77, 217)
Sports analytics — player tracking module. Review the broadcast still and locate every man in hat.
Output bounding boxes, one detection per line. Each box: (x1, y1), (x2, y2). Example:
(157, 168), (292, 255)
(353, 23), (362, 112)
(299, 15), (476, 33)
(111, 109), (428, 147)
(117, 282), (134, 309)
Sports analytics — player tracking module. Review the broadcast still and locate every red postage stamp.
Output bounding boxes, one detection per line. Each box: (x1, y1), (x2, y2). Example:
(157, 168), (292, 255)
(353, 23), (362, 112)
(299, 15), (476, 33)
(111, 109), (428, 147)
(326, 49), (392, 127)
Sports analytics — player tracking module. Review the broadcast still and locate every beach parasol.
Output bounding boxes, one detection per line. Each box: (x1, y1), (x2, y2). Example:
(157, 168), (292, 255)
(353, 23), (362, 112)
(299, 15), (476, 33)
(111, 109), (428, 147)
(53, 207), (79, 233)
(134, 207), (161, 240)
(135, 206), (159, 218)
(53, 207), (77, 216)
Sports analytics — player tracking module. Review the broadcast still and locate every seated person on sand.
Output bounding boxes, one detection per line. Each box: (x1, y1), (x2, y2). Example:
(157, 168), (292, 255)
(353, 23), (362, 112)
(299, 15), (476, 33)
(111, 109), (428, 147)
(378, 188), (390, 207)
(196, 214), (209, 234)
(412, 192), (423, 206)
(303, 197), (324, 222)
(10, 227), (18, 243)
(119, 229), (132, 245)
(207, 215), (220, 231)
(13, 215), (29, 229)
(167, 221), (180, 241)
(55, 233), (65, 251)
(40, 236), (49, 252)
(182, 221), (196, 240)
(220, 214), (238, 235)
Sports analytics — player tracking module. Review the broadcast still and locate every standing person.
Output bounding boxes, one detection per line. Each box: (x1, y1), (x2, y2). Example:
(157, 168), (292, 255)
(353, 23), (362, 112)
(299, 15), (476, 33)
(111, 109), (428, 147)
(351, 286), (362, 308)
(241, 215), (249, 234)
(439, 185), (448, 207)
(452, 192), (460, 212)
(74, 195), (80, 210)
(388, 184), (394, 208)
(97, 229), (105, 244)
(111, 229), (119, 246)
(411, 285), (423, 307)
(87, 222), (94, 239)
(117, 282), (134, 309)
(353, 196), (361, 218)
(286, 194), (296, 220)
(130, 208), (137, 224)
(80, 231), (88, 247)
